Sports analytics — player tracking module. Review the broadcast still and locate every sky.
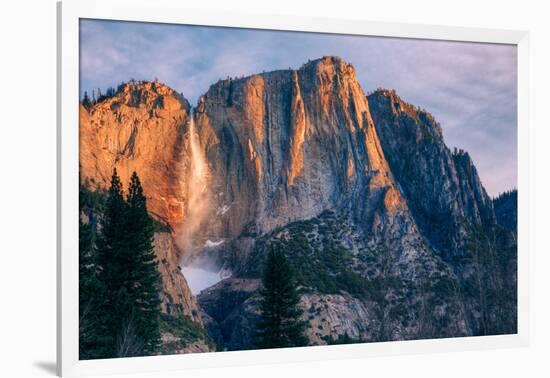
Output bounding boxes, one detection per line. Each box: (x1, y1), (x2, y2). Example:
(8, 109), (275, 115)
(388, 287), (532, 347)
(80, 19), (517, 196)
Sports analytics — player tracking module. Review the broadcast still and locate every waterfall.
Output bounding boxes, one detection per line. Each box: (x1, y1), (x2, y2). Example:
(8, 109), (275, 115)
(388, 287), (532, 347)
(188, 117), (208, 201)
(179, 115), (211, 256)
(179, 114), (229, 294)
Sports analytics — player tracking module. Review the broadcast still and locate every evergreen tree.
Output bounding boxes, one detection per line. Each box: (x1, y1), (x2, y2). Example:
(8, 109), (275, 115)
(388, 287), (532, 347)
(255, 244), (308, 349)
(105, 86), (116, 98)
(82, 91), (91, 109)
(79, 217), (104, 359)
(86, 168), (163, 358)
(94, 168), (130, 358)
(125, 171), (162, 355)
(80, 169), (163, 358)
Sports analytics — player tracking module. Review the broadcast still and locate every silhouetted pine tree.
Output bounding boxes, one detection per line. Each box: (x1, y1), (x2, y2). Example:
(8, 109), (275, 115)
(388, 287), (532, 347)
(79, 217), (104, 359)
(94, 168), (130, 358)
(85, 168), (163, 358)
(82, 91), (91, 109)
(255, 244), (308, 349)
(125, 171), (162, 355)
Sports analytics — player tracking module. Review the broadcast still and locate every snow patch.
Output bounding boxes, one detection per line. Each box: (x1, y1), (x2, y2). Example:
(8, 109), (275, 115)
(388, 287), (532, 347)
(204, 239), (224, 248)
(216, 204), (231, 215)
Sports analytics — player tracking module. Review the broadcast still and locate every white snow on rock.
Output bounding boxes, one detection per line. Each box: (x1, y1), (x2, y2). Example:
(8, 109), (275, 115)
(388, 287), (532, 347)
(216, 204), (231, 215)
(204, 239), (224, 248)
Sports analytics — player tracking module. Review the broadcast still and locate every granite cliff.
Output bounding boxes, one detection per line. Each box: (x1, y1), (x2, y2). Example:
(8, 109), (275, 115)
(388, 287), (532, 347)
(368, 89), (516, 336)
(80, 80), (191, 230)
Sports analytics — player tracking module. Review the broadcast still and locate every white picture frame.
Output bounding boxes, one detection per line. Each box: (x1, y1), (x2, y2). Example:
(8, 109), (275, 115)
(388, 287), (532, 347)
(57, 0), (530, 376)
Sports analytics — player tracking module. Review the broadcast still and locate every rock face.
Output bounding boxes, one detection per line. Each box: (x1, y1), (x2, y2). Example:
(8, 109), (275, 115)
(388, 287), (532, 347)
(198, 277), (381, 349)
(153, 232), (213, 353)
(367, 89), (495, 260)
(195, 57), (426, 270)
(197, 57), (407, 236)
(153, 232), (201, 322)
(80, 57), (517, 352)
(80, 81), (190, 230)
(368, 89), (516, 335)
(200, 209), (468, 349)
(197, 278), (261, 350)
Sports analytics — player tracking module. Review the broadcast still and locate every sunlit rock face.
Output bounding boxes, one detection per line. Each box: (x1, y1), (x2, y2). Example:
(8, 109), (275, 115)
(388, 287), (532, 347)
(192, 57), (478, 346)
(79, 81), (191, 231)
(196, 57), (413, 243)
(79, 82), (212, 352)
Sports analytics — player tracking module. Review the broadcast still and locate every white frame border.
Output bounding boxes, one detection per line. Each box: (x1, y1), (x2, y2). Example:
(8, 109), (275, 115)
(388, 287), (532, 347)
(57, 1), (530, 376)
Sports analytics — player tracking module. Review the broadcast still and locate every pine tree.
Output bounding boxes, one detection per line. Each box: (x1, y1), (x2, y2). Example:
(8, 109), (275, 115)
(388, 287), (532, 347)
(105, 86), (116, 98)
(125, 171), (162, 355)
(82, 91), (91, 109)
(255, 244), (308, 349)
(81, 169), (162, 358)
(94, 167), (130, 358)
(79, 217), (104, 359)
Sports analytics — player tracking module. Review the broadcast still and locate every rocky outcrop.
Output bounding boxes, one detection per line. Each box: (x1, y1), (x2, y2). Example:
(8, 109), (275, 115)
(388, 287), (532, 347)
(198, 278), (261, 350)
(193, 58), (437, 287)
(154, 232), (201, 322)
(367, 89), (496, 260)
(196, 57), (408, 239)
(198, 278), (382, 349)
(80, 81), (191, 230)
(160, 332), (211, 354)
(154, 232), (214, 353)
(367, 89), (516, 336)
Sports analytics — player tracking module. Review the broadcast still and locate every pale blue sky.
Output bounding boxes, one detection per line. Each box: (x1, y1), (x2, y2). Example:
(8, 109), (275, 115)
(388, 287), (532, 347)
(79, 19), (517, 196)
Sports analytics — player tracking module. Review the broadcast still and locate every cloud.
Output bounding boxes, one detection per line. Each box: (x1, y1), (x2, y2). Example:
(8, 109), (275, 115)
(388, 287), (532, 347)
(79, 19), (517, 195)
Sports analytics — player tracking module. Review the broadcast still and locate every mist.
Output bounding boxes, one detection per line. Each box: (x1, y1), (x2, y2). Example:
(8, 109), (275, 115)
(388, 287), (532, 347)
(180, 248), (231, 294)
